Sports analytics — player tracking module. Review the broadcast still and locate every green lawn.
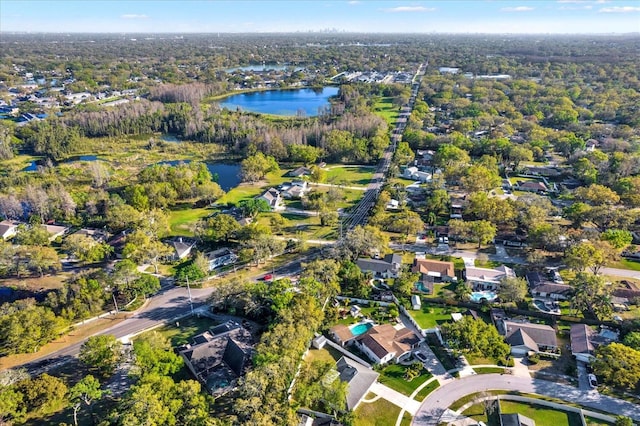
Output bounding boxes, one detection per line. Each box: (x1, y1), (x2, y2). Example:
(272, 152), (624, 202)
(408, 303), (464, 329)
(325, 165), (375, 187)
(499, 401), (582, 426)
(372, 96), (400, 125)
(168, 207), (212, 236)
(607, 258), (640, 272)
(136, 316), (219, 346)
(414, 380), (440, 401)
(354, 397), (402, 426)
(473, 367), (507, 374)
(377, 363), (433, 396)
(584, 416), (613, 425)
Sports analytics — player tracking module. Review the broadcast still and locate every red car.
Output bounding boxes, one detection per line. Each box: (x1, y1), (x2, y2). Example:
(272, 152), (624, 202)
(262, 274), (273, 281)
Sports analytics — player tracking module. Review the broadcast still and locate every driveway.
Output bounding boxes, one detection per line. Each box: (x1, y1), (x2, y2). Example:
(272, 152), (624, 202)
(412, 374), (640, 425)
(370, 382), (422, 415)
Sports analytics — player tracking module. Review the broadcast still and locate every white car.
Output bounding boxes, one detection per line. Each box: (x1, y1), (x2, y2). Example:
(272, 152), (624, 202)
(588, 373), (598, 388)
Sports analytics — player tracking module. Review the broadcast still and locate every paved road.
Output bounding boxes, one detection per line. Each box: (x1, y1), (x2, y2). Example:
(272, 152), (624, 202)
(412, 374), (640, 425)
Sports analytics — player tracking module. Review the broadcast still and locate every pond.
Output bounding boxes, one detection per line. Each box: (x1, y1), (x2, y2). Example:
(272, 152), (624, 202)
(217, 86), (339, 117)
(66, 155), (99, 162)
(155, 161), (241, 192)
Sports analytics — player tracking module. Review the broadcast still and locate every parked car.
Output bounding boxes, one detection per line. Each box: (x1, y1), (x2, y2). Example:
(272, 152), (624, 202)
(588, 373), (598, 388)
(414, 351), (428, 362)
(262, 274), (273, 281)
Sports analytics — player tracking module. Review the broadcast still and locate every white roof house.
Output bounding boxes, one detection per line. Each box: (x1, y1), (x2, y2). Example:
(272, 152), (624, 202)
(465, 265), (515, 290)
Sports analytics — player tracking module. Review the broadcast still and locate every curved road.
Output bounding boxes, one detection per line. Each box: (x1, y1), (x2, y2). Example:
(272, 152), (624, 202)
(412, 374), (640, 425)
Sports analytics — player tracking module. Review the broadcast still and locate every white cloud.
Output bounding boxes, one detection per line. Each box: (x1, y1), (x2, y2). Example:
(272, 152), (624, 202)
(348, 1), (361, 4)
(501, 6), (535, 12)
(599, 6), (640, 12)
(383, 6), (436, 13)
(558, 4), (593, 9)
(121, 14), (149, 19)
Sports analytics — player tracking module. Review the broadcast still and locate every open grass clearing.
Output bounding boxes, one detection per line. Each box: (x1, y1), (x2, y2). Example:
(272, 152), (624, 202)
(408, 303), (464, 329)
(354, 397), (402, 426)
(136, 315), (219, 346)
(473, 367), (507, 374)
(378, 363), (433, 397)
(168, 206), (213, 236)
(325, 164), (375, 187)
(607, 258), (640, 271)
(500, 400), (582, 426)
(414, 380), (440, 401)
(0, 273), (69, 292)
(372, 96), (400, 126)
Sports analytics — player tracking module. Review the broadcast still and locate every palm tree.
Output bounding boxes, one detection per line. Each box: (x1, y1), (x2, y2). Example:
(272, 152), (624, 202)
(454, 282), (472, 301)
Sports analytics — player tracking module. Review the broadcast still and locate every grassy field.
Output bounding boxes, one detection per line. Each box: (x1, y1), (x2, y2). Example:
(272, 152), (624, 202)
(372, 96), (400, 125)
(607, 258), (640, 271)
(414, 380), (440, 401)
(168, 207), (213, 236)
(408, 303), (464, 329)
(354, 397), (402, 426)
(325, 165), (375, 187)
(499, 400), (583, 426)
(473, 367), (507, 374)
(378, 363), (433, 396)
(136, 315), (219, 346)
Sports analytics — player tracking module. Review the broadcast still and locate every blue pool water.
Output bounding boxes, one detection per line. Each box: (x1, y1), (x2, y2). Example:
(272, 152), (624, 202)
(218, 86), (339, 117)
(350, 322), (373, 336)
(415, 282), (431, 293)
(469, 291), (498, 303)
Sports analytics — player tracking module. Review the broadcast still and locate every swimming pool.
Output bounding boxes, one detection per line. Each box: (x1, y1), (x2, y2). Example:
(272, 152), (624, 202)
(350, 322), (373, 336)
(469, 290), (498, 303)
(415, 282), (431, 293)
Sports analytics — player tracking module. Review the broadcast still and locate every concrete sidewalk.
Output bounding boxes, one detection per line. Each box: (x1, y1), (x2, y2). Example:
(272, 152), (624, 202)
(370, 382), (422, 415)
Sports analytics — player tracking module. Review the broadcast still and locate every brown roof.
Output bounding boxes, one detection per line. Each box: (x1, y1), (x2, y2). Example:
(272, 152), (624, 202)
(570, 324), (595, 355)
(412, 258), (455, 277)
(330, 324), (354, 343)
(357, 324), (421, 359)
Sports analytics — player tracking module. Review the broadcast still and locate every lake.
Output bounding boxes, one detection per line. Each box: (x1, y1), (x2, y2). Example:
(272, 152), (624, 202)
(155, 161), (241, 192)
(218, 86), (339, 117)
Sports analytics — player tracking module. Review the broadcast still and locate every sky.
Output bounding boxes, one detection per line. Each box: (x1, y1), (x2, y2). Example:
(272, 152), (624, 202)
(1, 0), (639, 34)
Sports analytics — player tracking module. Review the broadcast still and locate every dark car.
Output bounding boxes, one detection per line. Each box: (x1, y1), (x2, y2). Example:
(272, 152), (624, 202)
(414, 351), (428, 362)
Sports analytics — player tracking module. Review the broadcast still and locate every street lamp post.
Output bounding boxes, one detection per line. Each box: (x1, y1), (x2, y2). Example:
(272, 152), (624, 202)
(186, 276), (194, 316)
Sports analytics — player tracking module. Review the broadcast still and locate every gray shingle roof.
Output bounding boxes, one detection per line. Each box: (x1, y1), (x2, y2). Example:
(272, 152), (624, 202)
(336, 356), (379, 410)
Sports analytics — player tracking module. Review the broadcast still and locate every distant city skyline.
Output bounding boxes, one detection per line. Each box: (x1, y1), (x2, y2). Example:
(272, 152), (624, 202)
(1, 0), (639, 34)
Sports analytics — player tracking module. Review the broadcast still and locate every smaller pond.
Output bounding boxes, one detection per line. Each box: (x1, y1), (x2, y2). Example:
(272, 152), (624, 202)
(23, 161), (39, 171)
(154, 161), (241, 192)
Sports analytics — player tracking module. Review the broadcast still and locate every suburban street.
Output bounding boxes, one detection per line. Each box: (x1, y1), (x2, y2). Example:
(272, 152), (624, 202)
(412, 374), (640, 425)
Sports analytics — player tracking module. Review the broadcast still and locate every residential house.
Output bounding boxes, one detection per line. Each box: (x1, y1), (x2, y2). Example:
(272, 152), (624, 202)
(402, 166), (432, 182)
(70, 228), (109, 243)
(465, 265), (515, 291)
(385, 199), (400, 210)
(287, 166), (310, 178)
(44, 224), (69, 241)
(0, 221), (19, 240)
(328, 324), (358, 346)
(570, 324), (618, 363)
(335, 356), (379, 410)
(412, 258), (456, 283)
(526, 272), (572, 300)
(205, 248), (238, 271)
(178, 321), (254, 395)
(258, 188), (282, 210)
(169, 237), (197, 260)
(280, 180), (308, 199)
(499, 320), (558, 355)
(354, 324), (422, 365)
(517, 181), (548, 193)
(356, 253), (402, 279)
